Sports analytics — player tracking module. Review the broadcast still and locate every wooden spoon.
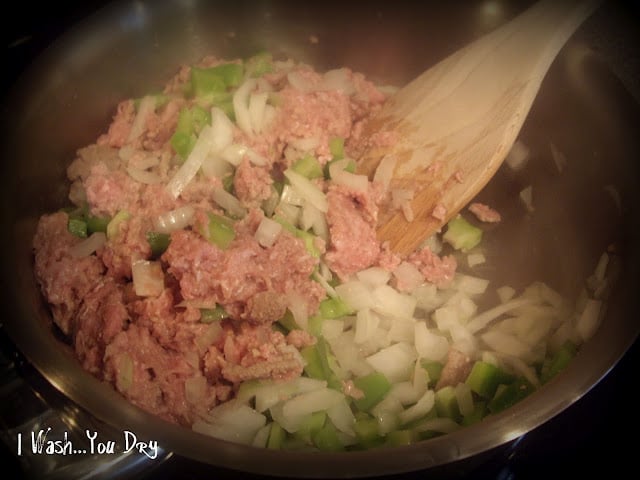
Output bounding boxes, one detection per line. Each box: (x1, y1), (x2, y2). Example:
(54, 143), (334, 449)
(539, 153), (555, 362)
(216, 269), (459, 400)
(357, 0), (600, 255)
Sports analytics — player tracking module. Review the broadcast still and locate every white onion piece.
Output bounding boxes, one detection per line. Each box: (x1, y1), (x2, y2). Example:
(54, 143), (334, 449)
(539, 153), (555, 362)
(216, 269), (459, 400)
(233, 79), (257, 135)
(373, 154), (397, 192)
(201, 153), (233, 180)
(126, 166), (162, 185)
(330, 167), (369, 193)
(481, 330), (532, 359)
(166, 124), (215, 198)
(286, 71), (315, 92)
(248, 92), (268, 135)
(254, 216), (282, 248)
(414, 322), (449, 361)
(220, 144), (248, 166)
(212, 186), (247, 218)
(289, 137), (320, 152)
(210, 107), (234, 152)
(69, 232), (106, 259)
(126, 95), (155, 143)
(393, 261), (424, 292)
(154, 205), (196, 234)
(284, 169), (327, 213)
(575, 298), (602, 342)
(505, 139), (530, 171)
(321, 68), (355, 95)
(245, 148), (268, 167)
(466, 298), (535, 334)
(131, 260), (165, 297)
(327, 399), (356, 436)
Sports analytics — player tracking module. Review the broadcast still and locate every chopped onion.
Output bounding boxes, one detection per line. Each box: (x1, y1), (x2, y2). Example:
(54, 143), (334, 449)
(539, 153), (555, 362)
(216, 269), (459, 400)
(414, 322), (449, 361)
(466, 297), (535, 334)
(454, 383), (475, 416)
(69, 232), (106, 258)
(366, 342), (417, 383)
(289, 137), (320, 152)
(575, 298), (602, 342)
(167, 124), (215, 198)
(249, 92), (269, 134)
(467, 253), (486, 267)
(505, 139), (530, 171)
(321, 68), (355, 95)
(131, 259), (165, 297)
(127, 166), (162, 184)
(233, 79), (257, 135)
(254, 216), (282, 248)
(356, 267), (391, 288)
(284, 169), (328, 213)
(481, 330), (532, 360)
(393, 261), (425, 292)
(399, 390), (435, 425)
(373, 154), (397, 192)
(201, 152), (233, 179)
(282, 388), (343, 419)
(212, 186), (247, 218)
(354, 308), (380, 344)
(496, 286), (516, 303)
(327, 399), (356, 435)
(220, 144), (248, 166)
(372, 285), (417, 319)
(194, 403), (266, 445)
(330, 167), (369, 193)
(154, 205), (196, 234)
(210, 107), (234, 152)
(126, 95), (155, 143)
(287, 71), (315, 92)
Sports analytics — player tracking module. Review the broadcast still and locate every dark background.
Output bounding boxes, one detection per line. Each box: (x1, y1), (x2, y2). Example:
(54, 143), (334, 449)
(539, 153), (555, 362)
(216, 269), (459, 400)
(2, 1), (639, 478)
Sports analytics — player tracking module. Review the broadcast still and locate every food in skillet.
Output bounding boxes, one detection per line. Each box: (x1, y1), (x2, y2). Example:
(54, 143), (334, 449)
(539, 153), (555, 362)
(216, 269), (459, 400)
(33, 53), (610, 450)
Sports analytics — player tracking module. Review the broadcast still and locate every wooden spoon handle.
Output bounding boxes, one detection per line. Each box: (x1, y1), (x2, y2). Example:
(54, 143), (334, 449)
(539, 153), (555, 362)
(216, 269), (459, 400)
(359, 0), (600, 255)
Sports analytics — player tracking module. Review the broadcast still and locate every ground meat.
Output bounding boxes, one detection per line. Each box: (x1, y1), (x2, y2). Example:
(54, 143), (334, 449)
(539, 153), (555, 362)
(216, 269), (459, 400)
(143, 98), (184, 150)
(74, 278), (129, 374)
(84, 163), (141, 217)
(435, 348), (473, 390)
(104, 324), (198, 425)
(97, 100), (135, 148)
(408, 246), (457, 288)
(325, 185), (381, 280)
(33, 212), (106, 335)
(469, 202), (502, 223)
(162, 228), (324, 320)
(204, 324), (305, 385)
(233, 159), (273, 206)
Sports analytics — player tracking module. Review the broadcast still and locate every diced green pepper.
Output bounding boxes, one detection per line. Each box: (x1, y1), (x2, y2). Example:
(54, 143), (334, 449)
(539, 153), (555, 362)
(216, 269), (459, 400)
(352, 372), (392, 412)
(307, 315), (324, 337)
(300, 338), (341, 390)
(541, 341), (577, 384)
(465, 361), (513, 399)
(384, 430), (416, 447)
(421, 360), (444, 388)
(245, 52), (273, 78)
(277, 310), (299, 332)
(295, 411), (326, 443)
(170, 131), (196, 159)
(353, 415), (380, 445)
(329, 137), (345, 160)
(318, 297), (353, 319)
(292, 154), (323, 179)
(146, 231), (171, 258)
(488, 378), (535, 414)
(443, 215), (483, 252)
(68, 217), (88, 238)
(312, 422), (343, 451)
(86, 215), (111, 234)
(434, 385), (461, 421)
(200, 305), (229, 323)
(205, 213), (235, 249)
(267, 422), (286, 450)
(170, 106), (212, 159)
(461, 400), (487, 427)
(189, 63), (243, 97)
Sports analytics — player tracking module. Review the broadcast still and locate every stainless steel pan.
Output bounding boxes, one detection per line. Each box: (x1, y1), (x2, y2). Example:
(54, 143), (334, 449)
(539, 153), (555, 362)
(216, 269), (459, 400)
(1, 1), (639, 477)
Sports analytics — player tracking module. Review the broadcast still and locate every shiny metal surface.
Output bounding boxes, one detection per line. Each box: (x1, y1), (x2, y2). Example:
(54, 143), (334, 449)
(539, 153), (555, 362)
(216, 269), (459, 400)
(1, 0), (639, 477)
